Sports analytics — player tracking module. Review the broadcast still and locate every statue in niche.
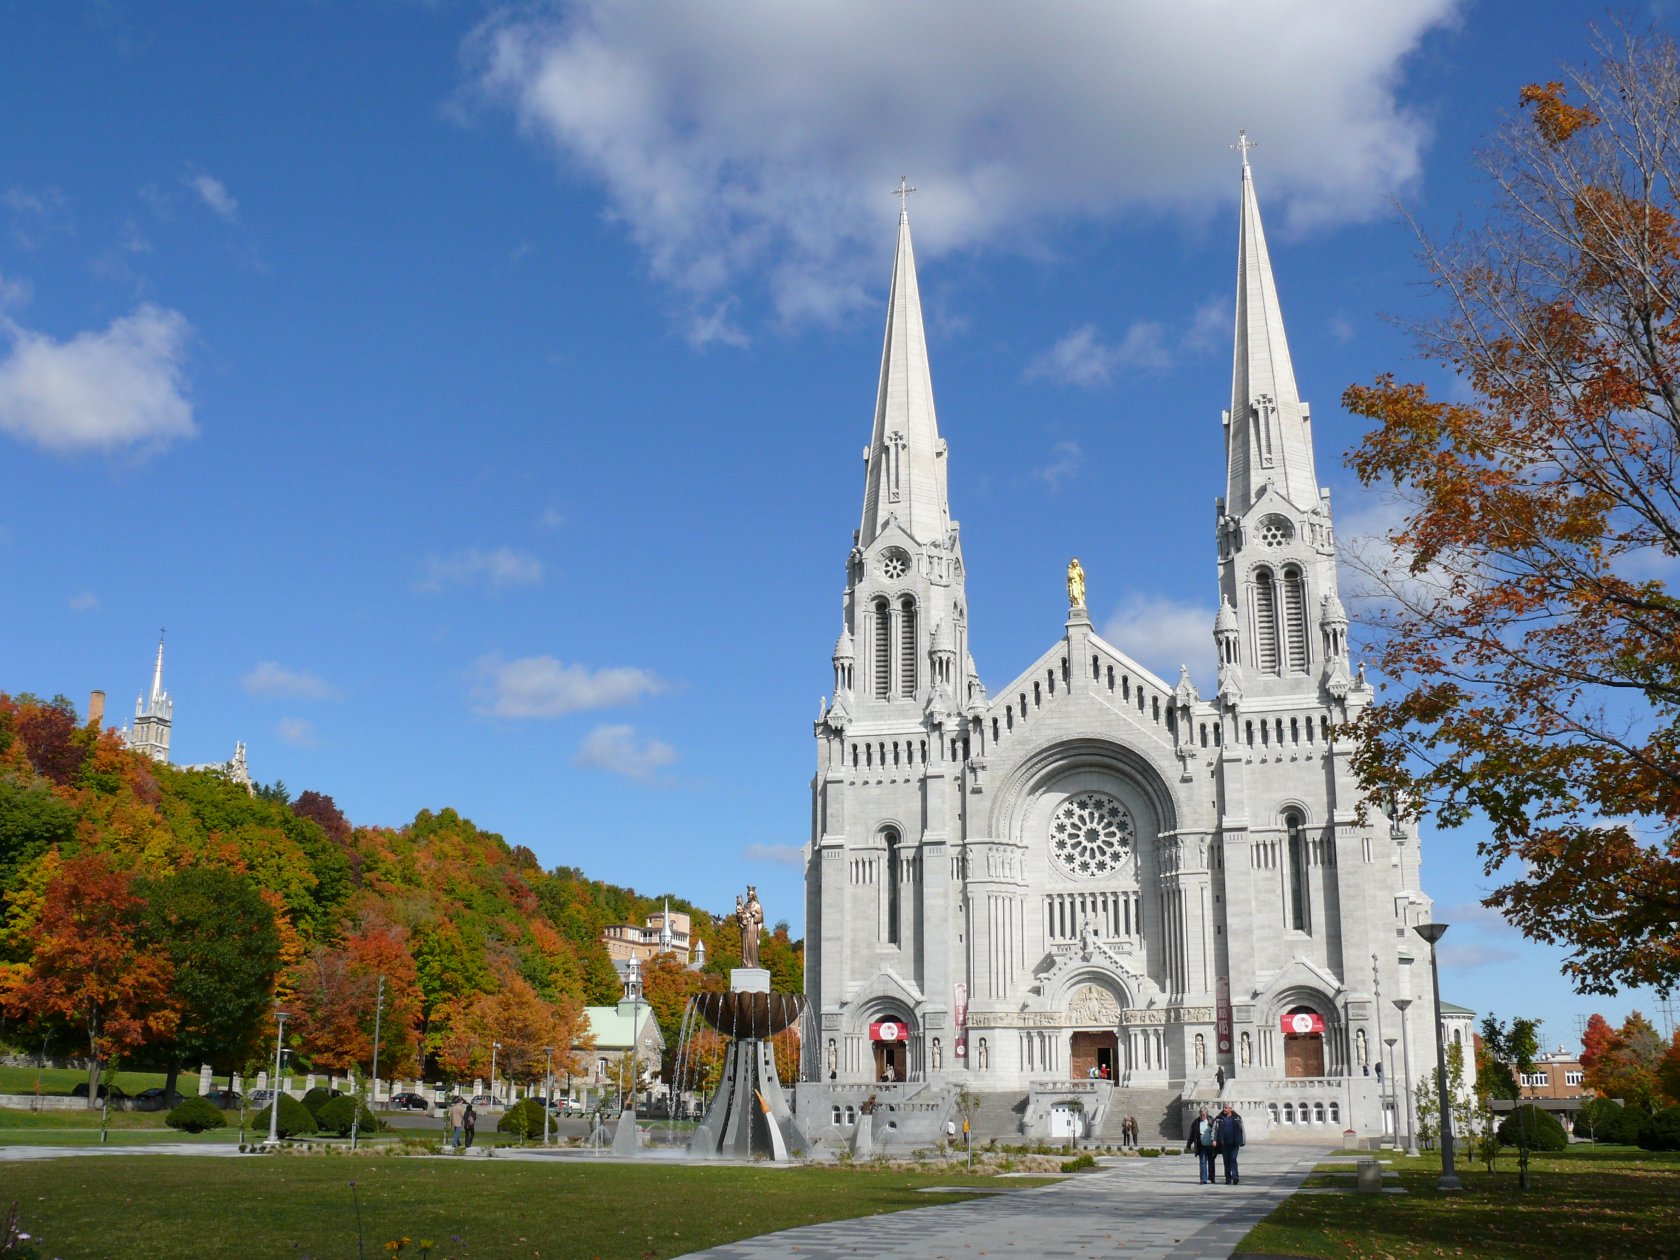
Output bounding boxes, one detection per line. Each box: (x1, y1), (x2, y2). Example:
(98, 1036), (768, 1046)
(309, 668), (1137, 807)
(1067, 557), (1086, 609)
(931, 1038), (943, 1070)
(1240, 1032), (1253, 1068)
(1356, 1028), (1369, 1068)
(736, 886), (764, 968)
(977, 1038), (989, 1070)
(1195, 1033), (1207, 1068)
(827, 1040), (837, 1074)
(1078, 918), (1096, 958)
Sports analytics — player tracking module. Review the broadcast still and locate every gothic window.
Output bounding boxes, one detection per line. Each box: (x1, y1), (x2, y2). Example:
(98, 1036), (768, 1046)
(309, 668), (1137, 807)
(1048, 792), (1135, 878)
(1285, 811), (1308, 932)
(879, 548), (910, 580)
(884, 828), (902, 946)
(899, 596), (917, 695)
(1253, 569), (1280, 673)
(1257, 514), (1293, 548)
(872, 598), (891, 699)
(1282, 566), (1308, 671)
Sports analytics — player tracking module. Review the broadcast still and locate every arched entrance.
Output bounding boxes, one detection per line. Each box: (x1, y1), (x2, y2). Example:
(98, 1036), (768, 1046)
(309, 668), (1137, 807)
(1065, 982), (1125, 1081)
(869, 1016), (910, 1082)
(1282, 1005), (1326, 1077)
(1070, 1031), (1118, 1080)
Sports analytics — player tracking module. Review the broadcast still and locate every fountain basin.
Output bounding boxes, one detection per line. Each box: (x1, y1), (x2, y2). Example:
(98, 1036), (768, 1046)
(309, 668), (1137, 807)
(692, 990), (805, 1039)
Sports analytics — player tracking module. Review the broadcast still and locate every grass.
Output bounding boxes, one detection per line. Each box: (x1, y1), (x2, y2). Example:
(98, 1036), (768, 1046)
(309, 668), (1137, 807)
(0, 1065), (176, 1097)
(1241, 1143), (1680, 1260)
(0, 1155), (1049, 1259)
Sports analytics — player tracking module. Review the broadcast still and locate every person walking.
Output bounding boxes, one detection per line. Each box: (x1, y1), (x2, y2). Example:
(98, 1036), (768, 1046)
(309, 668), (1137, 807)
(1213, 1102), (1245, 1184)
(1185, 1107), (1217, 1185)
(447, 1096), (467, 1150)
(1124, 1115), (1137, 1149)
(463, 1102), (478, 1150)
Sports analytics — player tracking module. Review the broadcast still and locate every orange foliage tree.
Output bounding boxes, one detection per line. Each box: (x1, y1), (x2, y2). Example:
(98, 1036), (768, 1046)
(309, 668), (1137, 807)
(1581, 1010), (1669, 1113)
(1342, 27), (1680, 994)
(1, 851), (176, 1104)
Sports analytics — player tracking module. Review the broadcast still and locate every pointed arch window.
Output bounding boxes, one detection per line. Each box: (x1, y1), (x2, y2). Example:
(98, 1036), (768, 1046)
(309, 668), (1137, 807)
(899, 596), (918, 696)
(1253, 569), (1280, 674)
(884, 827), (902, 946)
(872, 598), (892, 699)
(1282, 566), (1309, 672)
(1285, 811), (1308, 933)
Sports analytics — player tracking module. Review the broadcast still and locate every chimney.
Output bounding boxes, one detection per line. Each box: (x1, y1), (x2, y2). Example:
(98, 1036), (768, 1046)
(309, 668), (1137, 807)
(88, 690), (106, 729)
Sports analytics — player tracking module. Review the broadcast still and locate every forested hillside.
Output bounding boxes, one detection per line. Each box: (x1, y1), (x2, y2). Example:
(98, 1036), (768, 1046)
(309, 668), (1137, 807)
(0, 692), (802, 1100)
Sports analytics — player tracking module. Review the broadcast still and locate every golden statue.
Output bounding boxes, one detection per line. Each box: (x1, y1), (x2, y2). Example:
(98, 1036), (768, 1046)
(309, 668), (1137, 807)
(1067, 557), (1086, 609)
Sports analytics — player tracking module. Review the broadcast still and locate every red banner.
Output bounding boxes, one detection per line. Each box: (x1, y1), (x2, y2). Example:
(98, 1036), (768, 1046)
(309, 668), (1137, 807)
(1281, 1011), (1326, 1036)
(870, 1020), (905, 1042)
(1216, 977), (1233, 1055)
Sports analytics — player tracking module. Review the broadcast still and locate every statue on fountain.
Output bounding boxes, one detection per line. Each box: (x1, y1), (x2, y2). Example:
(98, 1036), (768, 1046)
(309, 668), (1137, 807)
(736, 885), (764, 968)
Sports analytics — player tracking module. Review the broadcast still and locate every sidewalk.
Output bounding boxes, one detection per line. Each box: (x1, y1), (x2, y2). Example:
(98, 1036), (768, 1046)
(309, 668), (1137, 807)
(678, 1144), (1330, 1260)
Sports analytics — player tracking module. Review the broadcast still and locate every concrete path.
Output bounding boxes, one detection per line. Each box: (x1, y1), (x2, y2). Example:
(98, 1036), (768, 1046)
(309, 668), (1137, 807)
(679, 1144), (1330, 1260)
(0, 1143), (247, 1161)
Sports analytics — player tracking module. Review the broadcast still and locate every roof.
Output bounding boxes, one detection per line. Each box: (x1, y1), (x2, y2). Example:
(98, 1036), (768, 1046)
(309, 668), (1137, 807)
(577, 1003), (664, 1053)
(1439, 1001), (1477, 1016)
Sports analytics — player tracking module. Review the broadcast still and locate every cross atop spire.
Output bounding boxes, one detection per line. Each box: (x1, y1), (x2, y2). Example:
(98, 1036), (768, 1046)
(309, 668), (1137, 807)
(1230, 130), (1257, 169)
(893, 176), (917, 220)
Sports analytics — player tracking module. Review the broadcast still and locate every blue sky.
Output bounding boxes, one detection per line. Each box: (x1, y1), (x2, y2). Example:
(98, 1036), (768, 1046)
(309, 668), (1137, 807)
(2, 0), (1674, 1052)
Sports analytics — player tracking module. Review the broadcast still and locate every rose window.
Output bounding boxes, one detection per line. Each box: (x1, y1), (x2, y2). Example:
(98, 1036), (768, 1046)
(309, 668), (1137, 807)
(880, 550), (910, 580)
(1257, 516), (1293, 548)
(1049, 792), (1135, 877)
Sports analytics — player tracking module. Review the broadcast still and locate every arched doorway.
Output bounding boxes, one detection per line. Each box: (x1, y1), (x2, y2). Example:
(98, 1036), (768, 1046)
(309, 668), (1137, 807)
(1065, 982), (1125, 1081)
(1070, 1031), (1118, 1080)
(1282, 1005), (1326, 1077)
(869, 1016), (911, 1083)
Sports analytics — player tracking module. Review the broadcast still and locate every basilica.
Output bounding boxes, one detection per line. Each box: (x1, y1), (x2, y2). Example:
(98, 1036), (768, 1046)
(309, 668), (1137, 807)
(799, 151), (1470, 1144)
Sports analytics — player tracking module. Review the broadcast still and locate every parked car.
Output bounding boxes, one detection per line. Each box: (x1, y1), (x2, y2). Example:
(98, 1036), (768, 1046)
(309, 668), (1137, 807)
(133, 1087), (182, 1111)
(203, 1087), (242, 1110)
(247, 1089), (276, 1108)
(388, 1092), (431, 1112)
(469, 1094), (498, 1108)
(70, 1082), (128, 1102)
(550, 1097), (585, 1116)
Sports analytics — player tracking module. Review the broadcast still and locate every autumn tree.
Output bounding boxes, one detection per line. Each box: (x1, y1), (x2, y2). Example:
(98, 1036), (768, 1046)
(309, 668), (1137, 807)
(1343, 26), (1680, 994)
(1, 852), (176, 1104)
(140, 865), (282, 1099)
(1582, 1010), (1667, 1112)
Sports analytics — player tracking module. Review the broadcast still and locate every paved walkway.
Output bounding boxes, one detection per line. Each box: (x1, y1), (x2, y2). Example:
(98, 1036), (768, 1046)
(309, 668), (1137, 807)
(679, 1144), (1329, 1260)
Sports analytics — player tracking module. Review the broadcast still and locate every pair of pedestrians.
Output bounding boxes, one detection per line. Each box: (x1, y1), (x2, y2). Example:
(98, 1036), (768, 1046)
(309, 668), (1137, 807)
(1184, 1102), (1244, 1184)
(446, 1098), (479, 1150)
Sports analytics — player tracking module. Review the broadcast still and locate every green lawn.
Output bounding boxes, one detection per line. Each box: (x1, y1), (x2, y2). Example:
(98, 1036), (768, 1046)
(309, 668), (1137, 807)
(0, 1155), (1044, 1259)
(0, 1065), (176, 1097)
(1241, 1144), (1680, 1260)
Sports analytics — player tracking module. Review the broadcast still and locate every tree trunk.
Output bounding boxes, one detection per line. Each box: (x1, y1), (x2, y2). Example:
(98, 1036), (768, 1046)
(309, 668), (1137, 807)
(163, 1063), (180, 1107)
(85, 1015), (102, 1110)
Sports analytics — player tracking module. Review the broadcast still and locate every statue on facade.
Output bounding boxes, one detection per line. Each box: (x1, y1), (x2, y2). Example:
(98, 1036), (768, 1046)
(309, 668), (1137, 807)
(737, 885), (764, 968)
(1067, 557), (1086, 609)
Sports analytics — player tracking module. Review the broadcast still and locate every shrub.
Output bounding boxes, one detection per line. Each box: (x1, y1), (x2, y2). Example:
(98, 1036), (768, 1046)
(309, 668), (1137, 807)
(165, 1096), (227, 1134)
(1060, 1152), (1097, 1172)
(1496, 1105), (1568, 1152)
(498, 1098), (547, 1140)
(254, 1093), (317, 1138)
(300, 1086), (343, 1119)
(1636, 1105), (1680, 1152)
(1603, 1104), (1647, 1146)
(1138, 1147), (1161, 1157)
(314, 1095), (383, 1137)
(1579, 1097), (1624, 1142)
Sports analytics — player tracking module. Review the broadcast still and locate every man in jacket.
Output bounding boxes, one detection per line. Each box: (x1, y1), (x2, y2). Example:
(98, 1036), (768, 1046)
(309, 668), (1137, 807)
(447, 1097), (467, 1150)
(1185, 1107), (1217, 1184)
(1212, 1102), (1245, 1184)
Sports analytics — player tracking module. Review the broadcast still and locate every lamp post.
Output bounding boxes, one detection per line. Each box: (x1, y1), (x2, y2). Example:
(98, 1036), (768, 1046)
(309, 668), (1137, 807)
(543, 1046), (555, 1146)
(1413, 923), (1462, 1190)
(266, 1008), (289, 1146)
(1383, 1035), (1398, 1145)
(490, 1041), (501, 1105)
(1371, 953), (1388, 1143)
(1394, 998), (1419, 1158)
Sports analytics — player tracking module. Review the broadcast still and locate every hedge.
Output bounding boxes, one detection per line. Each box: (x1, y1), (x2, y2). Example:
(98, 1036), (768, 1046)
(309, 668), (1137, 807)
(1637, 1105), (1680, 1152)
(1496, 1104), (1568, 1152)
(165, 1096), (227, 1133)
(253, 1093), (318, 1138)
(314, 1095), (383, 1137)
(300, 1086), (344, 1119)
(497, 1098), (548, 1139)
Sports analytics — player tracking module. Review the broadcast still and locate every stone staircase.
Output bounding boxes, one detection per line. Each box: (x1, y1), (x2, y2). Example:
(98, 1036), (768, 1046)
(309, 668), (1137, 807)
(1095, 1086), (1185, 1144)
(969, 1090), (1030, 1141)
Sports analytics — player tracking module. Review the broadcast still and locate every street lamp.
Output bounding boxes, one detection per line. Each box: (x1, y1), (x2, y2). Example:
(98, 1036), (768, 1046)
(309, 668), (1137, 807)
(1393, 998), (1419, 1158)
(1371, 953), (1389, 1143)
(1383, 1035), (1398, 1146)
(266, 1008), (290, 1146)
(543, 1046), (555, 1146)
(1413, 923), (1463, 1190)
(490, 1041), (501, 1105)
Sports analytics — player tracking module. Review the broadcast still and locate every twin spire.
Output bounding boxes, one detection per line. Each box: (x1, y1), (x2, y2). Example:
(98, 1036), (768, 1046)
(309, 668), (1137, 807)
(1227, 132), (1318, 517)
(859, 179), (950, 549)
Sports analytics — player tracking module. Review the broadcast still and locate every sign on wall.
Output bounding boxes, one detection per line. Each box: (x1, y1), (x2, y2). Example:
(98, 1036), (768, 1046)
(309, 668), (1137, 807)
(870, 1020), (904, 1042)
(1216, 977), (1233, 1055)
(1281, 1011), (1326, 1036)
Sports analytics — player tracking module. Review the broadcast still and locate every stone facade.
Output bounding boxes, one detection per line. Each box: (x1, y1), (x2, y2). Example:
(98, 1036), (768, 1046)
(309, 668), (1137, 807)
(802, 156), (1463, 1142)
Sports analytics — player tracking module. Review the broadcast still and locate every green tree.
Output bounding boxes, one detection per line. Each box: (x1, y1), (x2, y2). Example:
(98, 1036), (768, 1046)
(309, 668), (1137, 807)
(0, 776), (75, 895)
(140, 865), (282, 1101)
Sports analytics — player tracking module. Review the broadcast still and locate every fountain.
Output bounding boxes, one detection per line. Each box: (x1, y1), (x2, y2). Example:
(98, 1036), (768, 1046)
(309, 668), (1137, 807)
(684, 886), (809, 1160)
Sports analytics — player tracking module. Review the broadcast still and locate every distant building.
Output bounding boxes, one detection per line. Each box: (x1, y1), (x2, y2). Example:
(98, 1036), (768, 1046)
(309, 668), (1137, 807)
(122, 636), (172, 763)
(181, 741), (253, 790)
(601, 903), (693, 966)
(574, 959), (666, 1104)
(1519, 1045), (1588, 1102)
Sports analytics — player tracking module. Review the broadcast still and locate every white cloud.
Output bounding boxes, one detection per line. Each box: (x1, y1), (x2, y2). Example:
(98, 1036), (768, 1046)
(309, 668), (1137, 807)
(743, 843), (805, 867)
(0, 304), (195, 454)
(0, 271), (31, 312)
(1025, 321), (1171, 387)
(1032, 440), (1082, 491)
(1438, 940), (1521, 972)
(189, 173), (238, 221)
(243, 662), (339, 700)
(468, 1), (1455, 334)
(471, 655), (665, 718)
(276, 717), (319, 748)
(1099, 591), (1217, 692)
(415, 547), (544, 593)
(574, 722), (676, 780)
(67, 591), (99, 612)
(539, 506), (566, 530)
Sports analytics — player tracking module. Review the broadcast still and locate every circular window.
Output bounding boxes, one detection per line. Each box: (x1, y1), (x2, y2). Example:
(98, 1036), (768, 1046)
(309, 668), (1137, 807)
(879, 549), (910, 580)
(1257, 516), (1293, 548)
(1049, 792), (1135, 878)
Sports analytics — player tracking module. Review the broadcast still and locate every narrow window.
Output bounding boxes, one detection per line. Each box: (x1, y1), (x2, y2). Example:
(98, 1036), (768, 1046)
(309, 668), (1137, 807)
(899, 596), (918, 695)
(885, 829), (902, 945)
(1286, 812), (1307, 932)
(1283, 567), (1308, 671)
(1254, 569), (1280, 673)
(873, 598), (891, 699)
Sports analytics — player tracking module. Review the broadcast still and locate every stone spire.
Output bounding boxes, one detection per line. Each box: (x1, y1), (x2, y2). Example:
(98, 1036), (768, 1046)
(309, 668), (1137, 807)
(125, 631), (173, 764)
(148, 634), (167, 706)
(1226, 136), (1318, 517)
(859, 182), (950, 548)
